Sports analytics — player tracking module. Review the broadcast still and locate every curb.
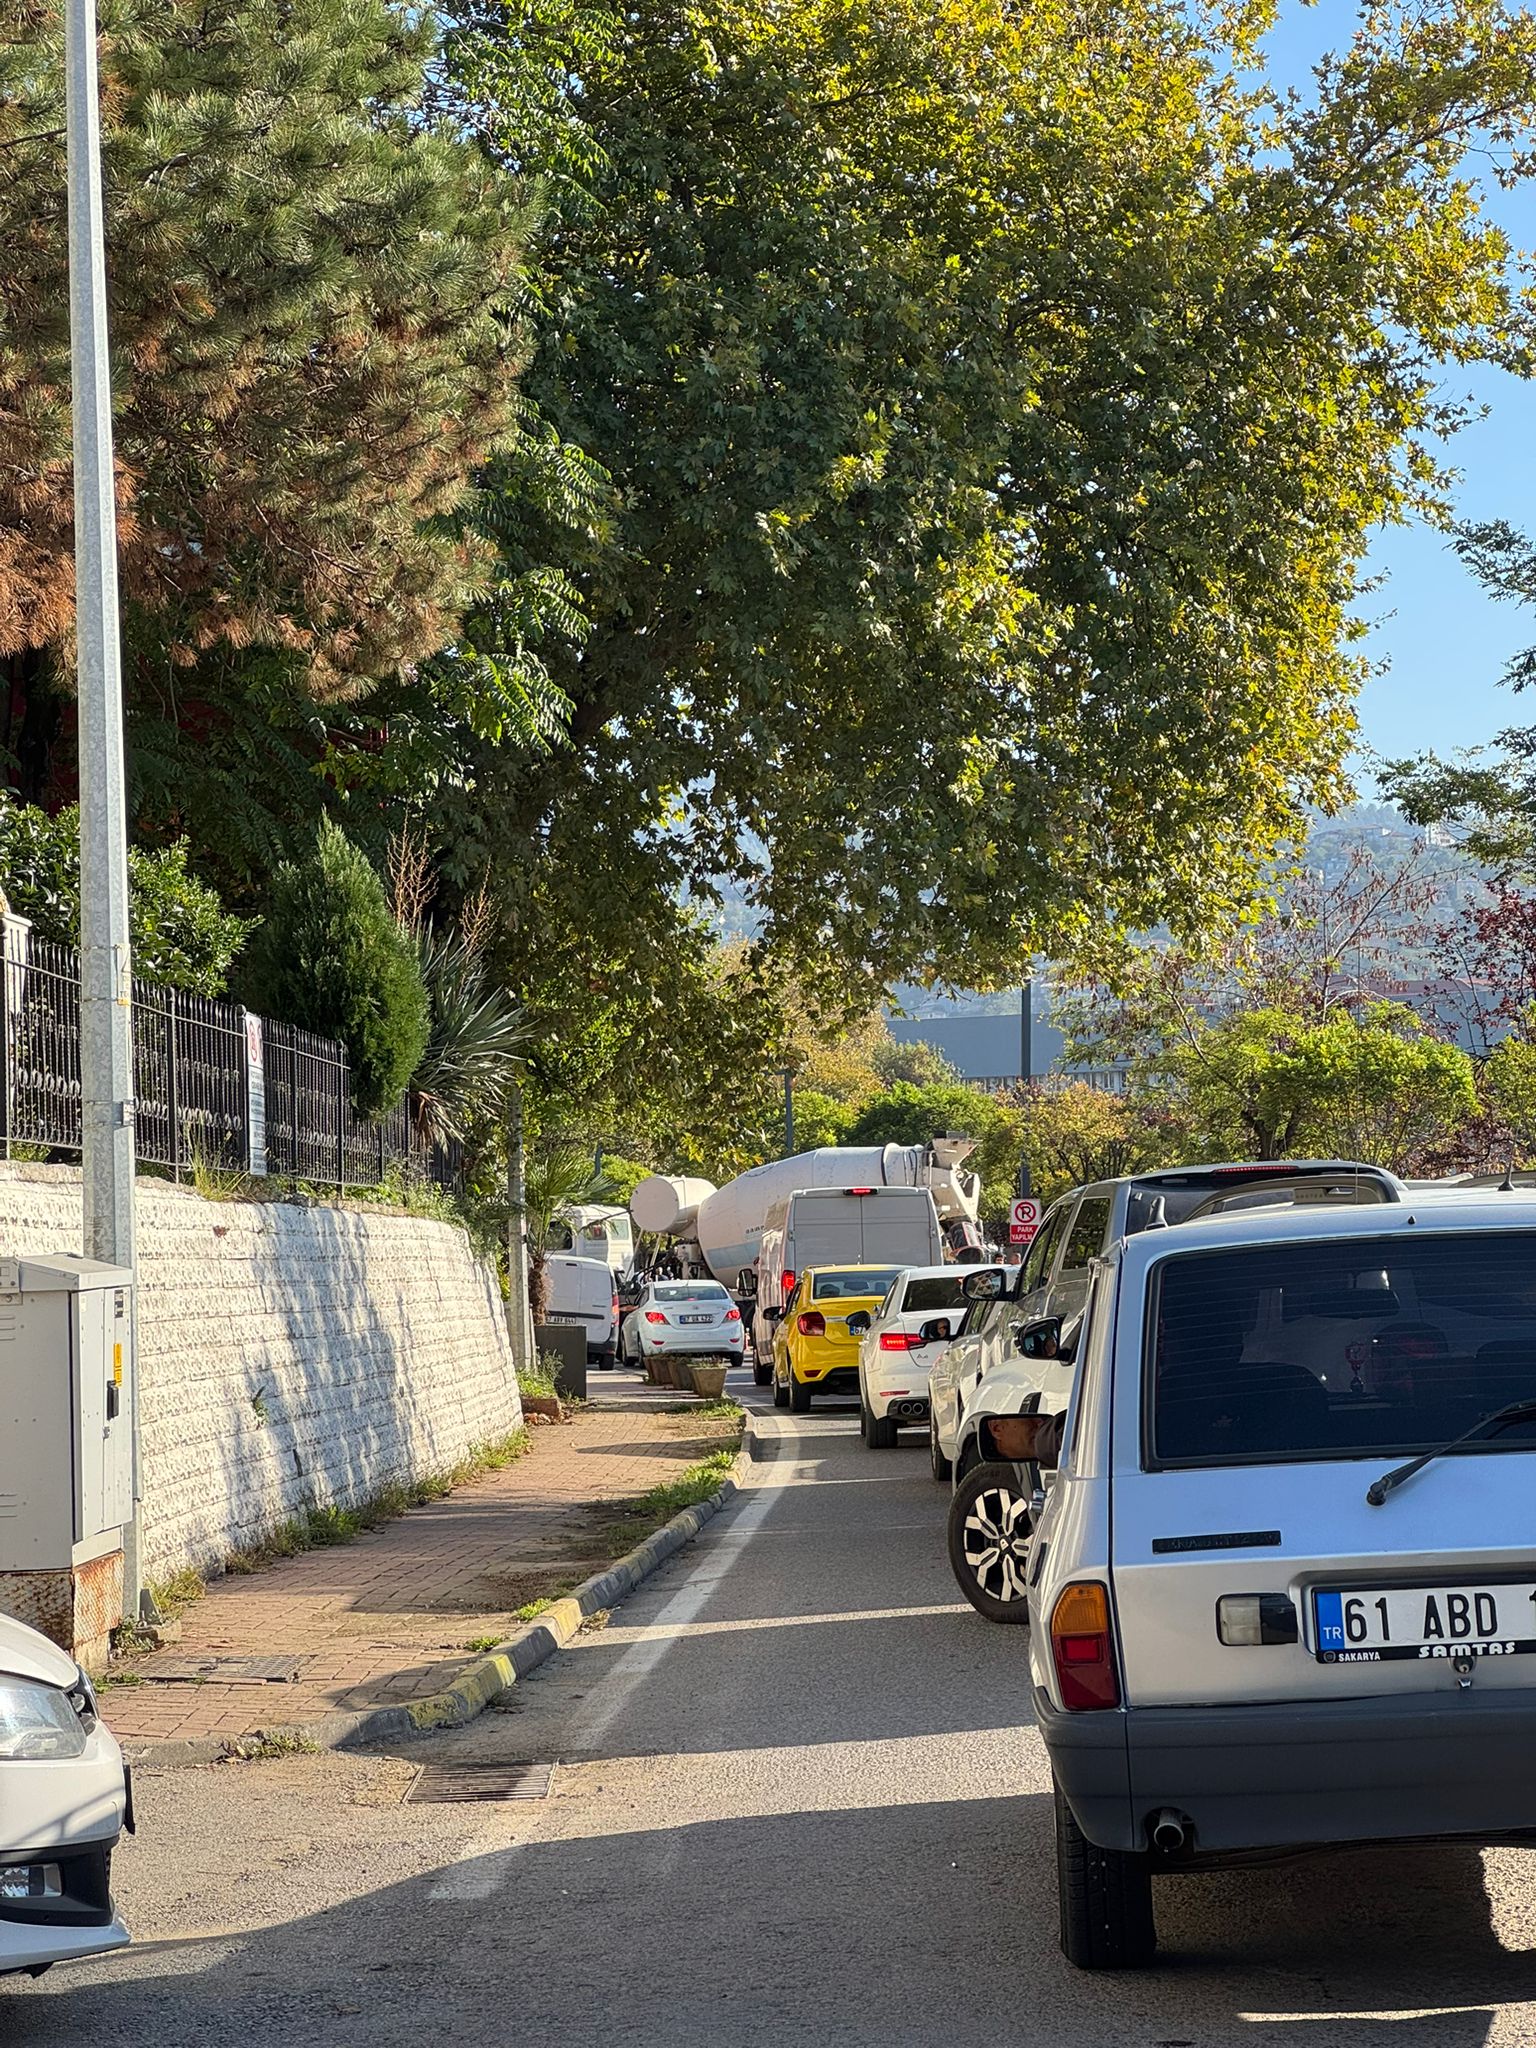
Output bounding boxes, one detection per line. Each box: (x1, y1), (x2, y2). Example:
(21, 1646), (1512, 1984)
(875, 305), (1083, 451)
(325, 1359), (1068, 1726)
(130, 1446), (747, 1769)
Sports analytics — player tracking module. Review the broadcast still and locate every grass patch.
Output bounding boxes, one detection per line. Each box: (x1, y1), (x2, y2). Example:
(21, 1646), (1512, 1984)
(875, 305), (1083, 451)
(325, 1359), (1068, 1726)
(222, 1428), (532, 1576)
(516, 1353), (564, 1401)
(221, 1730), (321, 1762)
(461, 1634), (504, 1654)
(598, 1447), (739, 1554)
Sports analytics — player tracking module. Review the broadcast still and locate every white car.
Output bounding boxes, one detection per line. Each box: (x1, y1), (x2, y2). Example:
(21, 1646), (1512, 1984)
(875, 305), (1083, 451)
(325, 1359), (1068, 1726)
(621, 1279), (745, 1366)
(852, 1263), (1003, 1449)
(0, 1611), (132, 1979)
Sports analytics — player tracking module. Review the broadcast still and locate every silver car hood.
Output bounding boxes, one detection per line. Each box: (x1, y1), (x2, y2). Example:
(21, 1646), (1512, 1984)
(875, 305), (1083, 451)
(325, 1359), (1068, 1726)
(0, 1612), (77, 1687)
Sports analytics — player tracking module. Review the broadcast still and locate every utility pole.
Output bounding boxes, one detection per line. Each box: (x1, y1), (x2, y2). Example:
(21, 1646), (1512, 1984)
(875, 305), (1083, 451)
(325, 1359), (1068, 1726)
(1017, 980), (1034, 1199)
(68, 0), (140, 1617)
(505, 1080), (533, 1375)
(781, 1070), (795, 1158)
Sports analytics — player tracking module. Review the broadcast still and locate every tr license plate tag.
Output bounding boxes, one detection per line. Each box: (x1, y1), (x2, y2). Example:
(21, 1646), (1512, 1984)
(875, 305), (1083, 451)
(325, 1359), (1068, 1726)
(679, 1314), (711, 1325)
(1314, 1581), (1536, 1664)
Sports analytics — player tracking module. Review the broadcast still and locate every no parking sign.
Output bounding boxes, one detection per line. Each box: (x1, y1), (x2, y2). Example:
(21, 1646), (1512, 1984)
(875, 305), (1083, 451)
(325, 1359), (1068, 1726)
(1009, 1197), (1041, 1246)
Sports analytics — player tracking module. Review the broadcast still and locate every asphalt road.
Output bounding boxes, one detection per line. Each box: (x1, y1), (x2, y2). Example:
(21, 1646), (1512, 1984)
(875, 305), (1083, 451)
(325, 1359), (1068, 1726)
(9, 1380), (1536, 2046)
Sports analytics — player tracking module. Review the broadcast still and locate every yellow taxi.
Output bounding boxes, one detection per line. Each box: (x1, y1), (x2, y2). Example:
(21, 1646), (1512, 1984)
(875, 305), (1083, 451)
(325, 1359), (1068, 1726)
(771, 1264), (902, 1414)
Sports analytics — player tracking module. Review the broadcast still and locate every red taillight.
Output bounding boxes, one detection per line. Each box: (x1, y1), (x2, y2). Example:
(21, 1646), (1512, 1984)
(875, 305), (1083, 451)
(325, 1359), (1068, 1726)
(782, 1270), (796, 1299)
(797, 1311), (826, 1337)
(846, 1187), (874, 1196)
(879, 1331), (916, 1351)
(644, 1311), (667, 1324)
(611, 1296), (619, 1317)
(1050, 1583), (1119, 1711)
(724, 1307), (741, 1322)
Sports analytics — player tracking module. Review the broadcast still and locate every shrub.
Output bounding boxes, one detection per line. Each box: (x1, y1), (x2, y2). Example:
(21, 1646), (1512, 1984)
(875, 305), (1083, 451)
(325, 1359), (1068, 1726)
(0, 795), (252, 994)
(241, 819), (429, 1117)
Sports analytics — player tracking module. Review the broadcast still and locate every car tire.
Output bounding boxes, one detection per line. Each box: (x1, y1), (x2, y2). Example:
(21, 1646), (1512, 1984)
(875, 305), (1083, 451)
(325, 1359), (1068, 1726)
(929, 1416), (953, 1483)
(947, 1460), (1033, 1623)
(773, 1371), (790, 1410)
(752, 1356), (772, 1386)
(789, 1377), (812, 1413)
(866, 1405), (897, 1449)
(1054, 1780), (1156, 1970)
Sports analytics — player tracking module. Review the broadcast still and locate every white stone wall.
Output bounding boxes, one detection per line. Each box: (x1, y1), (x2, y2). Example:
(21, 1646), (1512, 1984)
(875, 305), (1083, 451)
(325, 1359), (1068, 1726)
(0, 1166), (519, 1581)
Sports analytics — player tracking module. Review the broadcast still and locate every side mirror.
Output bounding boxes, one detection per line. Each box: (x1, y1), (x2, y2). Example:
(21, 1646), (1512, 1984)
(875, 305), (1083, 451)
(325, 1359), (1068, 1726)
(917, 1316), (954, 1346)
(1014, 1316), (1067, 1362)
(736, 1269), (758, 1296)
(961, 1268), (1006, 1302)
(763, 1305), (782, 1324)
(986, 1411), (1064, 1470)
(845, 1310), (872, 1336)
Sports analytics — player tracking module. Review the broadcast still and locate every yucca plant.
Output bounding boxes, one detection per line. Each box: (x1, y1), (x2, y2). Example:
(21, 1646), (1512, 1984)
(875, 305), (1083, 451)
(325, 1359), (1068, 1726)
(523, 1141), (615, 1323)
(411, 922), (532, 1152)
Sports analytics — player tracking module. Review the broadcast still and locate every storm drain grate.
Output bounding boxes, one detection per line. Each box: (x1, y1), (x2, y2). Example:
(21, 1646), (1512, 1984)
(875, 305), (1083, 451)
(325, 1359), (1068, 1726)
(140, 1655), (302, 1686)
(407, 1763), (554, 1804)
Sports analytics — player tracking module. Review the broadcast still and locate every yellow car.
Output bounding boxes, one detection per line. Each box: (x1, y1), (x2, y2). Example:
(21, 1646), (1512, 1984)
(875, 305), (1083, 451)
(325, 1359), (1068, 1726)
(771, 1264), (902, 1414)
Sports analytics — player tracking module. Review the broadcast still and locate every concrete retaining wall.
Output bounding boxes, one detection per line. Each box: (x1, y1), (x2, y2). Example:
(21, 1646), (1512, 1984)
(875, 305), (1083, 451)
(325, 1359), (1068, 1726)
(0, 1166), (519, 1583)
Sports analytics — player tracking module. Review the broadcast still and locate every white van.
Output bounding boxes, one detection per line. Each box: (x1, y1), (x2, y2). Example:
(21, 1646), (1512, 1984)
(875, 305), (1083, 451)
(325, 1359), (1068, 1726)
(753, 1184), (945, 1371)
(543, 1253), (619, 1368)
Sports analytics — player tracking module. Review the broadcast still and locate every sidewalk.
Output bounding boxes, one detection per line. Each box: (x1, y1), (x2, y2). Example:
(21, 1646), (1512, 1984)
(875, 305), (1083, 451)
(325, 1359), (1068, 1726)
(105, 1381), (739, 1750)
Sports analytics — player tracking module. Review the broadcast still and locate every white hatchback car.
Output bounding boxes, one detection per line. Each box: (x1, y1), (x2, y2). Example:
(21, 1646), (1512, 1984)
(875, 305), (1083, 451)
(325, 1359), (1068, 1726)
(620, 1278), (745, 1366)
(853, 1264), (1002, 1449)
(1030, 1196), (1536, 1970)
(0, 1611), (132, 1979)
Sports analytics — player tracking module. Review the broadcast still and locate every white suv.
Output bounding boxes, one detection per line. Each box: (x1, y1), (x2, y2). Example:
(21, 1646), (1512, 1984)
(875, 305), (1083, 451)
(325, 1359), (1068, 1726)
(852, 1264), (1002, 1449)
(1030, 1195), (1536, 1969)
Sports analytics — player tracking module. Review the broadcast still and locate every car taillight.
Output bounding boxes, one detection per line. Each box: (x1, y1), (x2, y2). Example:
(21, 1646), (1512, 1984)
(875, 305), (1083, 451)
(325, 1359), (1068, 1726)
(1050, 1582), (1119, 1711)
(782, 1271), (796, 1299)
(611, 1296), (619, 1317)
(797, 1311), (826, 1337)
(644, 1311), (667, 1324)
(847, 1187), (874, 1196)
(724, 1307), (741, 1322)
(879, 1331), (916, 1351)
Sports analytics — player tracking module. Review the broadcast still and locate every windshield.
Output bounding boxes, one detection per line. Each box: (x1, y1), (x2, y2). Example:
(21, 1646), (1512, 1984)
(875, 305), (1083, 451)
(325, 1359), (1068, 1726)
(1147, 1231), (1536, 1468)
(653, 1284), (728, 1303)
(813, 1268), (902, 1300)
(901, 1275), (968, 1313)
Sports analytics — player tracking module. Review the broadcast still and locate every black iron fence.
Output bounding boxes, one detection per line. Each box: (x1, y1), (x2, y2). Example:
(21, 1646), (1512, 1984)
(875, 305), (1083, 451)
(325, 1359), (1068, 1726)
(0, 923), (458, 1193)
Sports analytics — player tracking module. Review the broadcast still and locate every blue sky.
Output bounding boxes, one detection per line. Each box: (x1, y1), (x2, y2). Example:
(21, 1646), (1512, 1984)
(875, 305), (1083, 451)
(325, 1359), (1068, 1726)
(1263, 2), (1536, 774)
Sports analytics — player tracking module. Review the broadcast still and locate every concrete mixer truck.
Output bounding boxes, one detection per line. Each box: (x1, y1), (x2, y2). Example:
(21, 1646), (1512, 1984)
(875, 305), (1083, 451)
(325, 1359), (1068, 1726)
(628, 1140), (984, 1369)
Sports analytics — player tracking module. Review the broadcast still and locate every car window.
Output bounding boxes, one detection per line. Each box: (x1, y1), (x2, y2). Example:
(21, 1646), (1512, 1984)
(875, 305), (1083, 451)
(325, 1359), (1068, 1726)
(1021, 1205), (1068, 1290)
(1148, 1230), (1536, 1468)
(813, 1267), (902, 1300)
(654, 1283), (728, 1303)
(1061, 1198), (1112, 1274)
(901, 1275), (967, 1313)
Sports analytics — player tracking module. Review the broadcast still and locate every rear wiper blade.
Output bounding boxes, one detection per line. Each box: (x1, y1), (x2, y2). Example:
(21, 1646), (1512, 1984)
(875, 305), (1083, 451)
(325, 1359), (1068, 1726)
(1365, 1399), (1536, 1507)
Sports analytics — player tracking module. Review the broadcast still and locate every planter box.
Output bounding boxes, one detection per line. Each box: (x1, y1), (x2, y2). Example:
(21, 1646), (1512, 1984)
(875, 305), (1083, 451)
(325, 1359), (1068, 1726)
(690, 1364), (728, 1400)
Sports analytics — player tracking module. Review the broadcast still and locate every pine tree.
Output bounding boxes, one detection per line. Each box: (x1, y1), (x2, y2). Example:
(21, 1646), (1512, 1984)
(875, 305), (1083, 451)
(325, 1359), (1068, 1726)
(0, 0), (523, 726)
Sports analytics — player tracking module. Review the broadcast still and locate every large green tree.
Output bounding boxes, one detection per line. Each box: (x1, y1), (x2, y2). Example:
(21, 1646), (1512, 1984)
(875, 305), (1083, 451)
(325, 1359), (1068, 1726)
(432, 0), (1536, 1004)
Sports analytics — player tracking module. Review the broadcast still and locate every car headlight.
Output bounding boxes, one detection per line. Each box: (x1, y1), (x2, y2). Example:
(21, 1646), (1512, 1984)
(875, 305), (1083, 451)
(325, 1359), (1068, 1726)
(0, 1677), (90, 1760)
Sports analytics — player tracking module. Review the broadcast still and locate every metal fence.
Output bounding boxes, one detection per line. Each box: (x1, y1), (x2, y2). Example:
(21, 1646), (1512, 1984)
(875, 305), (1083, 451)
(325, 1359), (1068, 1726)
(0, 921), (458, 1192)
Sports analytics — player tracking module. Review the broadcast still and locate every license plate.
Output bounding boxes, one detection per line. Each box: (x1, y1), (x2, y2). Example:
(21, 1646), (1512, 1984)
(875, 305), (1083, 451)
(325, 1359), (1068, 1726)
(547, 1313), (583, 1326)
(679, 1314), (712, 1325)
(1314, 1582), (1536, 1664)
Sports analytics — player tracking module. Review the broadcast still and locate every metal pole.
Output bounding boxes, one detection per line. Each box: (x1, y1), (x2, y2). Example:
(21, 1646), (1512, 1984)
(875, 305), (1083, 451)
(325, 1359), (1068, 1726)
(1018, 981), (1033, 1199)
(505, 1080), (533, 1377)
(68, 0), (140, 1618)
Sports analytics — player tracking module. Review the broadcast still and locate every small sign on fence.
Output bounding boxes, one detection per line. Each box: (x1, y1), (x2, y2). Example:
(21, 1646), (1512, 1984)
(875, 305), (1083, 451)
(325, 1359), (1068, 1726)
(1009, 1196), (1041, 1246)
(243, 1010), (267, 1177)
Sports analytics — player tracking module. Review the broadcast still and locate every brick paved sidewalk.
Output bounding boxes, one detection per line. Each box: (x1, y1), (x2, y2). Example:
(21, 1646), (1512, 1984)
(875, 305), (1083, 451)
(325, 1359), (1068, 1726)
(105, 1381), (736, 1749)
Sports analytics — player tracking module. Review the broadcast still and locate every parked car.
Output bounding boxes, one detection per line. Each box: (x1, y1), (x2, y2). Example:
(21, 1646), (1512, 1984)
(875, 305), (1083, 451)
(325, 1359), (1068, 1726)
(771, 1264), (902, 1413)
(543, 1253), (619, 1369)
(1030, 1193), (1536, 1969)
(620, 1279), (745, 1366)
(853, 1263), (1003, 1449)
(754, 1185), (945, 1367)
(943, 1162), (1406, 1622)
(0, 1611), (132, 1980)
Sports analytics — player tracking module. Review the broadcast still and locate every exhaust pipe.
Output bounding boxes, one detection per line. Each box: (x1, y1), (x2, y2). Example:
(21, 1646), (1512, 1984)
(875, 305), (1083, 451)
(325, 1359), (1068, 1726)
(1150, 1809), (1188, 1854)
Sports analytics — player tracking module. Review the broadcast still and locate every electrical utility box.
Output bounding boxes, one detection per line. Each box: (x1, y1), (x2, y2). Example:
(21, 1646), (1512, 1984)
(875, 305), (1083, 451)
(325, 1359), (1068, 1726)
(0, 1255), (134, 1571)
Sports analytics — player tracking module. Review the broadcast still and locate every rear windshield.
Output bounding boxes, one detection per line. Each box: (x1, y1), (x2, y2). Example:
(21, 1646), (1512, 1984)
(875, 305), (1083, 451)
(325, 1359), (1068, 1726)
(901, 1275), (967, 1313)
(1148, 1231), (1536, 1468)
(653, 1284), (728, 1303)
(814, 1268), (902, 1300)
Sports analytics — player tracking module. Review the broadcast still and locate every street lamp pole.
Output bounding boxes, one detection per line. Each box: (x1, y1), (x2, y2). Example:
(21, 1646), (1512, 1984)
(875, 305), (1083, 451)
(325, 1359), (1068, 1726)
(66, 0), (140, 1613)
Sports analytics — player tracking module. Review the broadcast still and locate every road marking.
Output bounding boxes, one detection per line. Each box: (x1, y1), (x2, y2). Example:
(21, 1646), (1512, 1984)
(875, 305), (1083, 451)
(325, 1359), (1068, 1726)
(570, 1423), (796, 1750)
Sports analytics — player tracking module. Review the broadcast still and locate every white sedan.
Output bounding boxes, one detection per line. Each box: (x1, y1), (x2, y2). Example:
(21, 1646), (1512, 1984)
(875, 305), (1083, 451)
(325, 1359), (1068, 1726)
(853, 1263), (1003, 1449)
(620, 1279), (745, 1365)
(0, 1611), (132, 1980)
